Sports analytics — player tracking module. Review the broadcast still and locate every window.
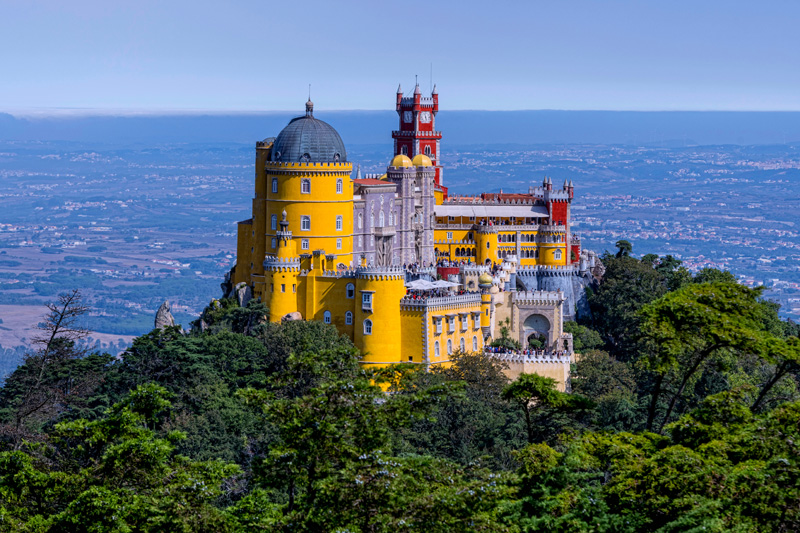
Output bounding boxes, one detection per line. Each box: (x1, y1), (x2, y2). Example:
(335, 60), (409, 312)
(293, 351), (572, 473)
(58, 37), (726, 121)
(388, 211), (393, 226)
(424, 145), (432, 156)
(363, 319), (372, 335)
(336, 215), (343, 231)
(401, 146), (408, 155)
(281, 284), (285, 293)
(447, 339), (453, 355)
(362, 292), (373, 311)
(487, 242), (491, 249)
(346, 283), (355, 298)
(370, 213), (374, 228)
(460, 338), (465, 352)
(292, 284), (296, 292)
(271, 214), (277, 230)
(434, 318), (442, 334)
(358, 236), (363, 247)
(301, 179), (311, 194)
(272, 178), (278, 193)
(461, 316), (468, 331)
(434, 341), (440, 358)
(345, 311), (353, 325)
(554, 249), (563, 261)
(323, 311), (331, 324)
(379, 211), (385, 227)
(271, 238), (276, 249)
(446, 232), (453, 240)
(301, 239), (309, 250)
(473, 336), (478, 351)
(358, 213), (363, 229)
(336, 238), (342, 250)
(448, 317), (455, 333)
(301, 216), (310, 231)
(336, 179), (343, 193)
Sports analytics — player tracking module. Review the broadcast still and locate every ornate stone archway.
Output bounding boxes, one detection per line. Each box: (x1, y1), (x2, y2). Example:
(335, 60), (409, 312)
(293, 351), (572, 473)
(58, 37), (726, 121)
(521, 313), (551, 347)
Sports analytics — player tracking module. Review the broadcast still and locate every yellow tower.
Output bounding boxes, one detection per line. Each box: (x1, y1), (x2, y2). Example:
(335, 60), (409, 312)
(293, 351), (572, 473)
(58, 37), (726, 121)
(354, 267), (406, 368)
(476, 226), (498, 266)
(265, 210), (300, 321)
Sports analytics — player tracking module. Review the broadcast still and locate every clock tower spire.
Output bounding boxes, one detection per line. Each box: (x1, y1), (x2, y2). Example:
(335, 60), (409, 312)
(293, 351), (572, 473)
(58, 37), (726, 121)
(393, 81), (446, 197)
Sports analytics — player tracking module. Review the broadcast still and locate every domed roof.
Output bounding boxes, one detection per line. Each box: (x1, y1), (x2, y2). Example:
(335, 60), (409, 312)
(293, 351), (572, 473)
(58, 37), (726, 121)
(270, 100), (347, 163)
(412, 154), (433, 167)
(478, 272), (493, 286)
(390, 154), (413, 167)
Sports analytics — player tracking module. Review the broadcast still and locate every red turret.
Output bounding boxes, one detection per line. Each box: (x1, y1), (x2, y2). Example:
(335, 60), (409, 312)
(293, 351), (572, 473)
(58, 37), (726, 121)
(392, 82), (447, 197)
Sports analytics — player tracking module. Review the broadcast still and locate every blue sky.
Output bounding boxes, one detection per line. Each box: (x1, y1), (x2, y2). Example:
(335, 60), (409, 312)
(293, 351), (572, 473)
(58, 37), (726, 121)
(2, 0), (799, 113)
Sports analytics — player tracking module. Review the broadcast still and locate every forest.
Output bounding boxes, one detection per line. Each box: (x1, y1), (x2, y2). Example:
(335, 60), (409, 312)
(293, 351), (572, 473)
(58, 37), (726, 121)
(0, 248), (798, 532)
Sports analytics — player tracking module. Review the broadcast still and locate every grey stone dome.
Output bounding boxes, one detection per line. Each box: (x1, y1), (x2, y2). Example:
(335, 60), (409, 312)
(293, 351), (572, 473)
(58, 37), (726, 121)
(270, 102), (347, 163)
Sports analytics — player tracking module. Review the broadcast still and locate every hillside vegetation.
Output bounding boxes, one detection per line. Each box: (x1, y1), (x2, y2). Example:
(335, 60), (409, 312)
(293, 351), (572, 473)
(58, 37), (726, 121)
(0, 252), (797, 532)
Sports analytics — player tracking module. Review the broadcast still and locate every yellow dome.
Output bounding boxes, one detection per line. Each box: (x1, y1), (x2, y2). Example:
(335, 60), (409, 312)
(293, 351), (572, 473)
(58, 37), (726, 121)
(478, 272), (493, 286)
(412, 154), (433, 167)
(390, 154), (413, 168)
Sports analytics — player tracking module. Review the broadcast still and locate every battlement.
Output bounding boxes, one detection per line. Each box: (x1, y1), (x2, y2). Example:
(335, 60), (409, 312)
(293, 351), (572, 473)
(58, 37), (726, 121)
(263, 256), (301, 271)
(320, 268), (357, 278)
(513, 290), (567, 305)
(391, 130), (442, 138)
(486, 350), (572, 365)
(356, 266), (405, 281)
(400, 292), (481, 311)
(460, 264), (490, 276)
(517, 264), (579, 277)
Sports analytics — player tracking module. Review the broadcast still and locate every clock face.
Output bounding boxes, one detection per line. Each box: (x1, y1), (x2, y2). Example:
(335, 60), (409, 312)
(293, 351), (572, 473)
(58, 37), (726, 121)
(420, 111), (432, 123)
(403, 111), (413, 123)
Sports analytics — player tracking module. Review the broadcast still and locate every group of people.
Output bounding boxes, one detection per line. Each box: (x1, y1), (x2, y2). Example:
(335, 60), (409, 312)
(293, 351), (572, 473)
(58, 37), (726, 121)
(404, 288), (471, 300)
(484, 346), (570, 358)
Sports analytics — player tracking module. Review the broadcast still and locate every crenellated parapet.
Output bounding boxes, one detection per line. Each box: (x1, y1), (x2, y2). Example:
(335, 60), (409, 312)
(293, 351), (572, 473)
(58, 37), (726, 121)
(263, 256), (301, 272)
(518, 264), (579, 277)
(512, 290), (567, 306)
(487, 351), (572, 365)
(400, 292), (482, 311)
(320, 268), (357, 278)
(461, 264), (490, 276)
(356, 266), (405, 281)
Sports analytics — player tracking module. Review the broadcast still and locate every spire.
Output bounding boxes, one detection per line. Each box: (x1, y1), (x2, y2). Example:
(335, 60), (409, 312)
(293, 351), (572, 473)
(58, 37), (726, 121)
(280, 209), (289, 231)
(432, 83), (437, 95)
(397, 83), (402, 94)
(356, 164), (362, 180)
(305, 85), (313, 117)
(414, 75), (421, 95)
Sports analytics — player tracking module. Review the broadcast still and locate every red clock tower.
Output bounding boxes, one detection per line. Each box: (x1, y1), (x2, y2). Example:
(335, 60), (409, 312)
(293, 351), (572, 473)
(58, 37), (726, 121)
(393, 82), (447, 197)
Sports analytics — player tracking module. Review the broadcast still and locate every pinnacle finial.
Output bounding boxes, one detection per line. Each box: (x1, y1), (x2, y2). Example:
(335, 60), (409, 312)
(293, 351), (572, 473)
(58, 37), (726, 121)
(432, 83), (437, 95)
(282, 209), (287, 221)
(397, 83), (402, 94)
(305, 98), (313, 117)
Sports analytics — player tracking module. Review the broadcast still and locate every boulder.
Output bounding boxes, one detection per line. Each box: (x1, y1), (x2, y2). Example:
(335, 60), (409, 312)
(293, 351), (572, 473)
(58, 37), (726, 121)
(281, 311), (303, 322)
(154, 300), (176, 329)
(235, 282), (252, 307)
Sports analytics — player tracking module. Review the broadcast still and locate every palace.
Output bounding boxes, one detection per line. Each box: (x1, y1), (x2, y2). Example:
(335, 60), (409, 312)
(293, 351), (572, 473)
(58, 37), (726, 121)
(227, 84), (600, 388)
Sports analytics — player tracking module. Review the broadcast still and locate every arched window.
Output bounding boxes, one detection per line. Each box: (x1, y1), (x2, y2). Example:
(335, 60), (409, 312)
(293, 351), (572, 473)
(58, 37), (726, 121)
(272, 178), (278, 193)
(301, 179), (311, 194)
(424, 145), (432, 156)
(301, 216), (310, 231)
(363, 319), (372, 335)
(323, 311), (331, 324)
(345, 311), (353, 325)
(336, 238), (342, 250)
(447, 339), (453, 355)
(460, 338), (465, 352)
(389, 211), (394, 226)
(434, 341), (440, 358)
(336, 215), (343, 231)
(346, 283), (355, 298)
(472, 336), (478, 351)
(370, 213), (374, 228)
(358, 213), (363, 229)
(554, 249), (563, 261)
(379, 211), (385, 227)
(401, 146), (408, 155)
(336, 179), (343, 193)
(271, 238), (276, 249)
(271, 214), (277, 230)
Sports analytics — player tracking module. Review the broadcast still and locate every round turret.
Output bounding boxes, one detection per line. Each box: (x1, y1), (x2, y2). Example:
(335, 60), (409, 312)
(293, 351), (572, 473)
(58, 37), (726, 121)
(412, 154), (433, 167)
